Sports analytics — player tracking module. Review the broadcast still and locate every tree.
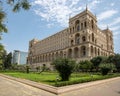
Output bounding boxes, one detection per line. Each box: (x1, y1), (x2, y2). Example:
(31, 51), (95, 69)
(4, 52), (12, 69)
(0, 44), (7, 69)
(26, 65), (30, 73)
(0, 9), (7, 35)
(79, 60), (93, 72)
(90, 56), (103, 72)
(0, 0), (30, 38)
(99, 63), (115, 75)
(52, 58), (76, 81)
(110, 54), (120, 72)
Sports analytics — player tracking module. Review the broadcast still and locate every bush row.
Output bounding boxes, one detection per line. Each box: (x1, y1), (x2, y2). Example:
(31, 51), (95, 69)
(54, 74), (120, 87)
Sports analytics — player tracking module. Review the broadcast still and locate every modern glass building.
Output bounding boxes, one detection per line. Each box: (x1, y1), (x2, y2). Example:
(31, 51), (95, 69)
(12, 50), (28, 65)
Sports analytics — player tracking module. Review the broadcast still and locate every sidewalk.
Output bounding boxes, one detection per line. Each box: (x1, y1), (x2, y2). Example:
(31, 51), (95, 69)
(0, 74), (120, 95)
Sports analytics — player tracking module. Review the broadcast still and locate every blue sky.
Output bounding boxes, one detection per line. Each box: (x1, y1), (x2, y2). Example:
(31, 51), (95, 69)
(1, 0), (120, 54)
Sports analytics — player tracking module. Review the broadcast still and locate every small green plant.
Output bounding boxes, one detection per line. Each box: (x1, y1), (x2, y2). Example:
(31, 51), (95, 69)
(36, 66), (40, 72)
(26, 65), (30, 73)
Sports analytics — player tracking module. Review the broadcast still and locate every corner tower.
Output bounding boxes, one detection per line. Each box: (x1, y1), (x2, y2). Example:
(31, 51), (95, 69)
(68, 8), (98, 60)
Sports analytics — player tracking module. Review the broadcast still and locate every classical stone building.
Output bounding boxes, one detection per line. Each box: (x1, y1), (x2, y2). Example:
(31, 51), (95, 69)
(27, 8), (114, 68)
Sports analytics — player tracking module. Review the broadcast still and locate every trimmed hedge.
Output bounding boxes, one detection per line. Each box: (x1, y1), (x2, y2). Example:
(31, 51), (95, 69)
(54, 74), (120, 87)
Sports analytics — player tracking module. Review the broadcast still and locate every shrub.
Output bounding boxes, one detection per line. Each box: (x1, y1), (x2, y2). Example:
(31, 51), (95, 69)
(79, 60), (93, 72)
(101, 67), (110, 75)
(99, 63), (115, 75)
(26, 65), (30, 73)
(91, 56), (103, 72)
(52, 58), (76, 81)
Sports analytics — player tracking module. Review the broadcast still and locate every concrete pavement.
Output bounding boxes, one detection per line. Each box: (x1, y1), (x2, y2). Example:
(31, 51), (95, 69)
(60, 77), (120, 96)
(0, 74), (120, 96)
(0, 76), (56, 96)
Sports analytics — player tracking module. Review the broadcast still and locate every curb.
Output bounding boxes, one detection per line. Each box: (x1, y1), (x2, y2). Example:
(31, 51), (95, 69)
(0, 74), (120, 95)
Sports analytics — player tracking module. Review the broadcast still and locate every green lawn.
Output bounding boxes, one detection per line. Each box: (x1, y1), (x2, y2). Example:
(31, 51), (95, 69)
(1, 71), (120, 87)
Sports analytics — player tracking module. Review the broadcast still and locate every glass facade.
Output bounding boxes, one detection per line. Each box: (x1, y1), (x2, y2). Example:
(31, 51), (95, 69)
(12, 50), (28, 65)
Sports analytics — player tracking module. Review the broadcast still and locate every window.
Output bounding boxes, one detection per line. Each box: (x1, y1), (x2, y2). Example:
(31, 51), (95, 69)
(75, 20), (80, 31)
(91, 20), (94, 29)
(81, 23), (83, 30)
(84, 21), (87, 28)
(81, 46), (86, 56)
(71, 40), (74, 46)
(75, 34), (80, 44)
(92, 33), (94, 42)
(77, 25), (80, 31)
(82, 36), (86, 42)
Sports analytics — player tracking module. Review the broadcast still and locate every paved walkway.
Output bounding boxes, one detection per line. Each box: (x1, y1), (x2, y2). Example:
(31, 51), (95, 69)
(0, 75), (120, 96)
(0, 76), (56, 96)
(60, 77), (120, 96)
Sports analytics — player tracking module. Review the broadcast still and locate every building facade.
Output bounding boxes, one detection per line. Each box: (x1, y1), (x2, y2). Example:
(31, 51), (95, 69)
(12, 50), (28, 65)
(27, 9), (114, 68)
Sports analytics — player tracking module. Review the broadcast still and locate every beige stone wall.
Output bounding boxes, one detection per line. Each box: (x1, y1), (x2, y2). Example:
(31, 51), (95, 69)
(27, 9), (114, 68)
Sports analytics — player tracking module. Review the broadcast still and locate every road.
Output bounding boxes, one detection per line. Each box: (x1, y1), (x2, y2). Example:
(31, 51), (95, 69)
(0, 75), (120, 96)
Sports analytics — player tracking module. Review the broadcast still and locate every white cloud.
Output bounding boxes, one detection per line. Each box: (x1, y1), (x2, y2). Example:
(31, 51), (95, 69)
(110, 26), (120, 31)
(32, 0), (101, 27)
(97, 10), (118, 21)
(98, 23), (107, 29)
(47, 23), (54, 28)
(110, 3), (115, 6)
(88, 0), (101, 10)
(113, 31), (120, 36)
(109, 17), (120, 26)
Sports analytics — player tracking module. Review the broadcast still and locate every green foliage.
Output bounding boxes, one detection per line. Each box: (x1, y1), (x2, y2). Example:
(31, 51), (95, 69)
(0, 0), (30, 38)
(54, 73), (120, 87)
(3, 52), (12, 69)
(11, 64), (26, 72)
(78, 60), (93, 72)
(26, 65), (30, 73)
(0, 9), (7, 38)
(99, 63), (116, 75)
(52, 58), (76, 81)
(101, 67), (110, 75)
(111, 54), (120, 72)
(91, 56), (103, 72)
(36, 66), (40, 72)
(0, 44), (6, 69)
(12, 0), (31, 12)
(2, 71), (120, 87)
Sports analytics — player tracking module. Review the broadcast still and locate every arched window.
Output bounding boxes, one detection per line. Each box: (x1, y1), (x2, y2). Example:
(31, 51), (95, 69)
(82, 36), (86, 42)
(77, 25), (80, 31)
(91, 46), (93, 56)
(74, 47), (79, 58)
(81, 23), (83, 30)
(75, 20), (80, 32)
(91, 20), (94, 29)
(60, 51), (63, 58)
(75, 34), (80, 44)
(84, 21), (87, 28)
(81, 46), (86, 56)
(71, 40), (74, 46)
(68, 49), (72, 58)
(70, 28), (71, 33)
(92, 33), (94, 42)
(73, 27), (74, 32)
